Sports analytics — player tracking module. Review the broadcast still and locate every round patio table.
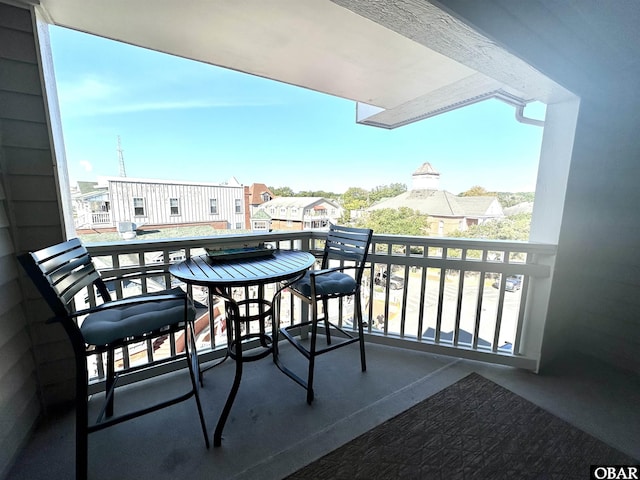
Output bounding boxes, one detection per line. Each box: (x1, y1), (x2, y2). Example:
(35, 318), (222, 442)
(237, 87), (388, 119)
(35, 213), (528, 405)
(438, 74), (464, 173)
(169, 249), (315, 446)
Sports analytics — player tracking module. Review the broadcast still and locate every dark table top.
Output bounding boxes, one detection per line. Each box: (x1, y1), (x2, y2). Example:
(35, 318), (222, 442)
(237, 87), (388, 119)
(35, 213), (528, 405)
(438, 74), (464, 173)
(168, 249), (315, 288)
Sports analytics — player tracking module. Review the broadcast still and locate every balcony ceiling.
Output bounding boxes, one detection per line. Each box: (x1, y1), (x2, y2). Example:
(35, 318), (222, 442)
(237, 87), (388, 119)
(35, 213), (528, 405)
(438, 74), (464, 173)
(35, 0), (575, 129)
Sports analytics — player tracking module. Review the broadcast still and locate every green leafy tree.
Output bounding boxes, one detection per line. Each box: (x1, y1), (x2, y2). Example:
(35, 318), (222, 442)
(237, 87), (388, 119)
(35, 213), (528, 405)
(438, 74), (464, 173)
(496, 192), (535, 208)
(369, 183), (407, 203)
(297, 190), (340, 201)
(448, 213), (531, 241)
(342, 187), (369, 210)
(340, 184), (408, 222)
(355, 207), (430, 236)
(269, 186), (341, 201)
(269, 186), (294, 197)
(459, 185), (492, 197)
(339, 187), (369, 222)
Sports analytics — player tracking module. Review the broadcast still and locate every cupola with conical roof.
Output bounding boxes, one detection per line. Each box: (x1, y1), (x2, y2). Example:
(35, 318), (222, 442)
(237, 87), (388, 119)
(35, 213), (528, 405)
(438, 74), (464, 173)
(412, 162), (440, 190)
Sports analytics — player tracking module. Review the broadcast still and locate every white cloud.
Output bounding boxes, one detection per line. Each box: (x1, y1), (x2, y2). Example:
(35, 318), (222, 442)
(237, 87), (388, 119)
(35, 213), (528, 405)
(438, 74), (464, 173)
(56, 73), (278, 117)
(57, 75), (118, 105)
(94, 99), (277, 115)
(79, 160), (93, 172)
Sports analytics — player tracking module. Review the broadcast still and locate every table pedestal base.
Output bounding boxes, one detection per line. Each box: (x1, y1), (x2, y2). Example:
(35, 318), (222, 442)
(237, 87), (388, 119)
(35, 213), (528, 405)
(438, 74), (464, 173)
(214, 298), (274, 447)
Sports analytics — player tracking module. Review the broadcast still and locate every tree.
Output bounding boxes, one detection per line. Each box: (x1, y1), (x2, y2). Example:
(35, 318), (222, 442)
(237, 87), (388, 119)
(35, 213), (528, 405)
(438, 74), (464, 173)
(339, 187), (369, 222)
(354, 207), (430, 236)
(369, 183), (407, 202)
(342, 187), (370, 210)
(268, 186), (341, 201)
(496, 192), (535, 208)
(459, 185), (491, 197)
(297, 190), (340, 201)
(448, 213), (531, 241)
(269, 186), (294, 197)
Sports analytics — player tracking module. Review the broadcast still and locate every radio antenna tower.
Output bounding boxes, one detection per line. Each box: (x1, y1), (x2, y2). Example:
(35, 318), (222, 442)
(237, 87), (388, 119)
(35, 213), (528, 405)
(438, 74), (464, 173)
(117, 135), (127, 177)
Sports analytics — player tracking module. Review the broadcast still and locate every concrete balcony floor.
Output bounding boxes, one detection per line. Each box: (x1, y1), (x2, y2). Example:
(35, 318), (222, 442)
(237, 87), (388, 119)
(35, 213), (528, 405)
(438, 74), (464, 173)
(7, 342), (640, 480)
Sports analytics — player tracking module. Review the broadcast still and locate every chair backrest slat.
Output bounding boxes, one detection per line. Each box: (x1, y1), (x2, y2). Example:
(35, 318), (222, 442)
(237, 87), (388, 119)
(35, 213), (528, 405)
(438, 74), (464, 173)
(322, 225), (373, 282)
(40, 248), (92, 279)
(58, 266), (104, 305)
(46, 254), (93, 286)
(30, 237), (84, 263)
(19, 238), (109, 318)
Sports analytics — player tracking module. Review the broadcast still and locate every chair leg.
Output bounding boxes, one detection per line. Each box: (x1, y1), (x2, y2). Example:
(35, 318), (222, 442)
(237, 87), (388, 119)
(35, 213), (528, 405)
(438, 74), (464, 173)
(185, 321), (210, 448)
(355, 293), (366, 372)
(76, 357), (89, 480)
(59, 319), (91, 480)
(322, 297), (331, 345)
(307, 302), (319, 405)
(105, 348), (116, 418)
(272, 291), (281, 364)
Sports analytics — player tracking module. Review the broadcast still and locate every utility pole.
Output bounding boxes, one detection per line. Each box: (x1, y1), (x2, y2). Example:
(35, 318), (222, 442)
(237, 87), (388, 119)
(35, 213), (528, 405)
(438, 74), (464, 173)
(117, 135), (127, 177)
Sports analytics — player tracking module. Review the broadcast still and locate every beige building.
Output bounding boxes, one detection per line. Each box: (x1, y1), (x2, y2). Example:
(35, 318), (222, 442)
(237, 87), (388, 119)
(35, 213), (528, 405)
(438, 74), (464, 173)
(367, 163), (504, 236)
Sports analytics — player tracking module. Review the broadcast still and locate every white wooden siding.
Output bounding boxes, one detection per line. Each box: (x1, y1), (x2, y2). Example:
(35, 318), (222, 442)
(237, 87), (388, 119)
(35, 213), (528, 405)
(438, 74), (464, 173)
(0, 3), (70, 477)
(107, 179), (246, 227)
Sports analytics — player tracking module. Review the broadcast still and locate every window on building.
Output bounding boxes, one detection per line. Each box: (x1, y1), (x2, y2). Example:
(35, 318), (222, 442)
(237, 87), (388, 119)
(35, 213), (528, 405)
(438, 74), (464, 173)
(133, 197), (145, 216)
(291, 207), (298, 215)
(254, 221), (267, 230)
(169, 198), (180, 215)
(235, 222), (242, 229)
(235, 199), (242, 214)
(261, 192), (271, 202)
(210, 198), (218, 214)
(280, 207), (287, 215)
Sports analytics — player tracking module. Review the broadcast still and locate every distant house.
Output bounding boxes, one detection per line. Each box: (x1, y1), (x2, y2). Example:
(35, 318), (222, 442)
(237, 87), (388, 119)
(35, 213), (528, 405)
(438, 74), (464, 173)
(72, 181), (111, 228)
(253, 197), (343, 231)
(247, 183), (274, 215)
(73, 176), (247, 233)
(250, 208), (272, 232)
(367, 163), (504, 236)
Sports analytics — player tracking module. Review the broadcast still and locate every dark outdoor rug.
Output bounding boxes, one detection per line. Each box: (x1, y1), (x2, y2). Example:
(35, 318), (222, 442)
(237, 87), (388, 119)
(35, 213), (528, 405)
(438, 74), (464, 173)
(286, 373), (637, 479)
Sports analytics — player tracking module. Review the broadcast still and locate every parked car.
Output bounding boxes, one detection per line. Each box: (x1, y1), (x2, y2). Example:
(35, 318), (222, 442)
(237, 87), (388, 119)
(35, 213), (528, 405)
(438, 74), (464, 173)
(374, 270), (405, 290)
(493, 275), (523, 292)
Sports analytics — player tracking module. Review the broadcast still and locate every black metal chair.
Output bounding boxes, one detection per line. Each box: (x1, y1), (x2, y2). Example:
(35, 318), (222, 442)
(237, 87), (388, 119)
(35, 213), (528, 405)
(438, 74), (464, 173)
(275, 224), (373, 404)
(18, 238), (209, 480)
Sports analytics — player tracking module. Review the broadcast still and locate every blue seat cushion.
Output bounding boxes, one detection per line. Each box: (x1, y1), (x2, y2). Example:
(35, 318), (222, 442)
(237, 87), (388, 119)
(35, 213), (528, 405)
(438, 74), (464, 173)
(81, 288), (196, 346)
(292, 270), (357, 297)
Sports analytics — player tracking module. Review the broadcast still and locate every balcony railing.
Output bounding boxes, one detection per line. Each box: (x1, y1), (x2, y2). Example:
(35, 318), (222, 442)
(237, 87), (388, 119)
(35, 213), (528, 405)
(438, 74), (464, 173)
(81, 231), (555, 391)
(74, 211), (112, 229)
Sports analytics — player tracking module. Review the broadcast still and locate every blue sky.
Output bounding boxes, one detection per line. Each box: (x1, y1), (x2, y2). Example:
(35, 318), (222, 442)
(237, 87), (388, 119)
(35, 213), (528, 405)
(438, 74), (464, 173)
(49, 26), (545, 195)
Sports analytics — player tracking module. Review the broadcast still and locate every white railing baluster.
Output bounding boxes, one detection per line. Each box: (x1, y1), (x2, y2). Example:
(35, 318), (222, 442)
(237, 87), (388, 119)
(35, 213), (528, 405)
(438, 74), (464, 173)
(493, 275), (508, 352)
(453, 266), (465, 347)
(416, 265), (428, 340)
(434, 254), (446, 344)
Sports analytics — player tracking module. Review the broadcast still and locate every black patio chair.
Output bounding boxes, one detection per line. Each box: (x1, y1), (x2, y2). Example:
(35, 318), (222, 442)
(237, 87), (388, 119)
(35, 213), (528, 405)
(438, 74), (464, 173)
(18, 238), (209, 480)
(275, 224), (373, 404)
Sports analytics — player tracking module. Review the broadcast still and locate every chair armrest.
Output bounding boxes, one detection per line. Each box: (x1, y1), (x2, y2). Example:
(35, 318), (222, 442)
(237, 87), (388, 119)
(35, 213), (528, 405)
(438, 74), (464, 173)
(309, 265), (358, 277)
(71, 292), (186, 318)
(100, 269), (169, 284)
